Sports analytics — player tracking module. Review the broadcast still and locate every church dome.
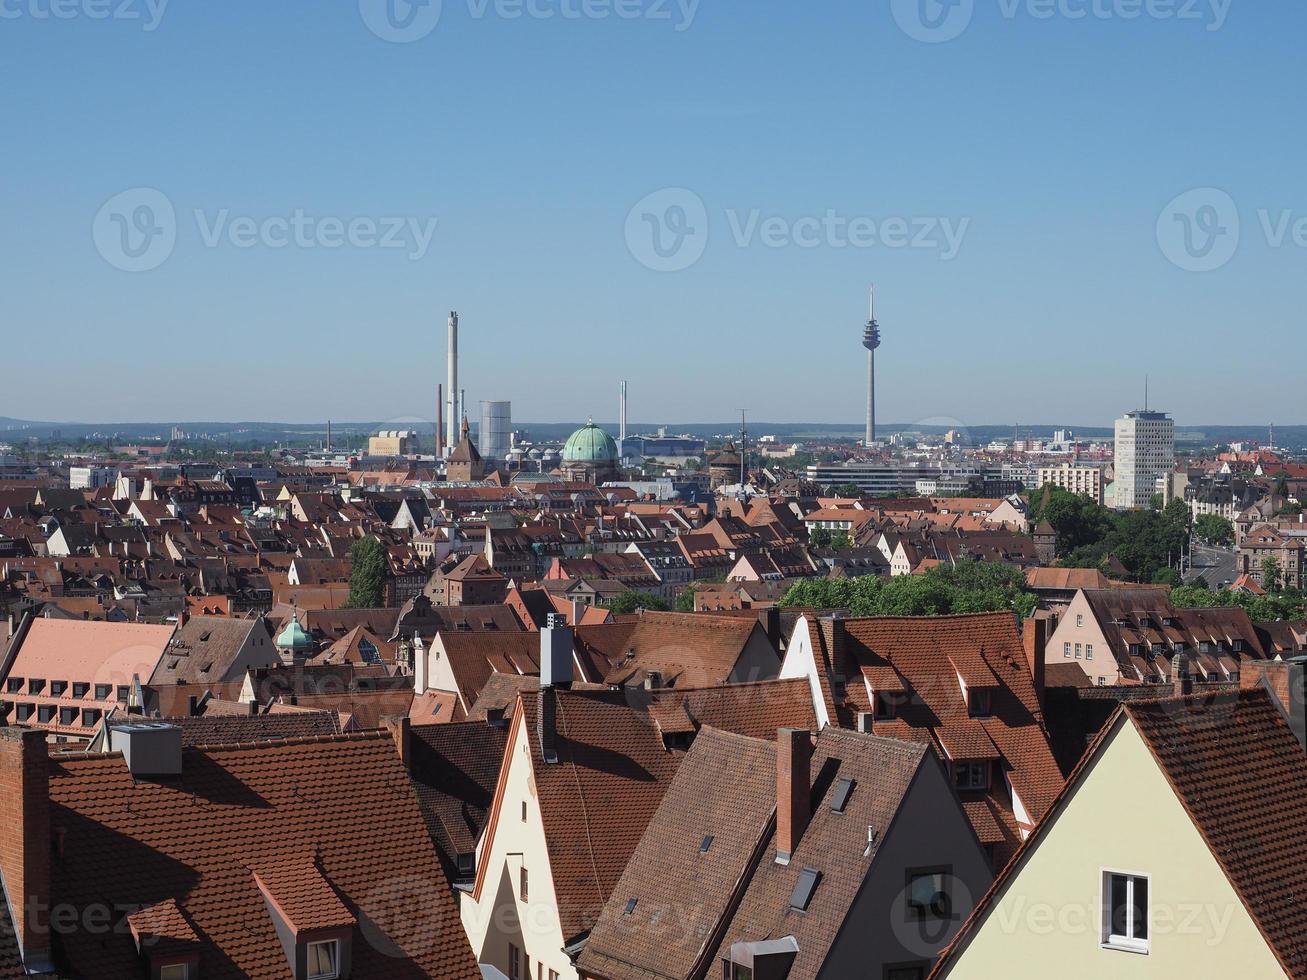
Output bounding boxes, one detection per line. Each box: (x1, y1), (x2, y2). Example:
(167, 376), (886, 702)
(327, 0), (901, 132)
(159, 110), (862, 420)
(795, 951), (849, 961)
(276, 616), (315, 652)
(562, 420), (618, 463)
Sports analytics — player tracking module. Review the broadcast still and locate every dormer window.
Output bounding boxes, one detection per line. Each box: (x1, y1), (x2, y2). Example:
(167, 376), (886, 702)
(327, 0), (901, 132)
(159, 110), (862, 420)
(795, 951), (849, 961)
(968, 688), (993, 719)
(873, 691), (899, 722)
(306, 940), (339, 980)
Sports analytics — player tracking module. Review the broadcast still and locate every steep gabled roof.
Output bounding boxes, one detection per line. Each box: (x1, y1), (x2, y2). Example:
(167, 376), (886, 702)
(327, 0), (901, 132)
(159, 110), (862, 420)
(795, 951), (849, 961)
(48, 732), (480, 978)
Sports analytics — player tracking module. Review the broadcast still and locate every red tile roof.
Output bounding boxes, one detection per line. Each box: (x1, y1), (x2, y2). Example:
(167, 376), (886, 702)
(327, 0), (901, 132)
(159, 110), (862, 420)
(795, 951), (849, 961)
(47, 731), (480, 978)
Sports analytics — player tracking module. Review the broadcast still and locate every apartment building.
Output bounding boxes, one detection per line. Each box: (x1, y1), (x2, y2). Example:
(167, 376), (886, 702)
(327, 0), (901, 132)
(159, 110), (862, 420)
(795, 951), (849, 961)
(1113, 410), (1174, 509)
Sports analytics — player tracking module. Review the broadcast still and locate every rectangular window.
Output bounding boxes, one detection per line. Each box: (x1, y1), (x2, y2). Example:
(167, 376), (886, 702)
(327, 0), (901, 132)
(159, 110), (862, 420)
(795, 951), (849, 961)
(520, 867), (529, 902)
(37, 706), (55, 724)
(72, 682), (89, 698)
(94, 684), (112, 700)
(788, 867), (821, 911)
(1063, 643), (1072, 658)
(508, 944), (521, 980)
(1075, 643), (1082, 659)
(80, 709), (100, 727)
(28, 679), (45, 695)
(953, 762), (990, 791)
(50, 681), (67, 696)
(159, 965), (189, 980)
(16, 704), (33, 722)
(907, 869), (953, 921)
(5, 678), (22, 694)
(116, 686), (130, 703)
(968, 689), (992, 718)
(1085, 644), (1093, 660)
(873, 690), (899, 721)
(306, 939), (339, 979)
(1076, 614), (1083, 627)
(59, 707), (77, 726)
(1103, 871), (1149, 953)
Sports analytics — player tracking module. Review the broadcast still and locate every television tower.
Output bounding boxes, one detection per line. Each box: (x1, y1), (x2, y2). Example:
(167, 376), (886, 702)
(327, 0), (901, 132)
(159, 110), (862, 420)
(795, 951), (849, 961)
(862, 285), (882, 446)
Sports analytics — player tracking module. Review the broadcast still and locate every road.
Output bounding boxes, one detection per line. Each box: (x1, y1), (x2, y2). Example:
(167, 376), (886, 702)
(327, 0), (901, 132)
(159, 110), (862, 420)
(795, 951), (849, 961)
(1186, 542), (1239, 588)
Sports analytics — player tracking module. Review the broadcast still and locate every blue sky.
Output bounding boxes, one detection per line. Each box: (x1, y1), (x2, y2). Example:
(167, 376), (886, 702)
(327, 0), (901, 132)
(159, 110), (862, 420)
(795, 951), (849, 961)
(2, 0), (1304, 428)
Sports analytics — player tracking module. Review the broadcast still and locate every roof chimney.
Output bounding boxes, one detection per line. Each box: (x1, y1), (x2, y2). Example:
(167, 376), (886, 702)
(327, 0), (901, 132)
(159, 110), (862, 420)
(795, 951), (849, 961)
(1023, 616), (1047, 704)
(385, 715), (411, 769)
(775, 728), (812, 865)
(1173, 652), (1194, 697)
(109, 722), (183, 779)
(540, 615), (573, 690)
(0, 728), (53, 972)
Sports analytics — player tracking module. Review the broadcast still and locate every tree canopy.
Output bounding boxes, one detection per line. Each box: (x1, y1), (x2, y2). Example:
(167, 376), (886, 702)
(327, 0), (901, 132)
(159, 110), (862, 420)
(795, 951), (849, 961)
(610, 591), (670, 614)
(1171, 583), (1306, 622)
(779, 558), (1036, 619)
(345, 536), (387, 608)
(1193, 514), (1234, 546)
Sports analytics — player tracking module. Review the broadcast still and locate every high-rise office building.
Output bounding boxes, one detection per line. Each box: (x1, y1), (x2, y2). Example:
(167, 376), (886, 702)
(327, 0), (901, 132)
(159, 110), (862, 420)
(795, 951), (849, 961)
(1113, 409), (1174, 509)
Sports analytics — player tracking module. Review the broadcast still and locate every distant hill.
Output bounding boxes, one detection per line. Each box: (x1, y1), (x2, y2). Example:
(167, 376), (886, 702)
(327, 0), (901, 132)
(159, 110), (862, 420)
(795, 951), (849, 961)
(1, 417), (1302, 449)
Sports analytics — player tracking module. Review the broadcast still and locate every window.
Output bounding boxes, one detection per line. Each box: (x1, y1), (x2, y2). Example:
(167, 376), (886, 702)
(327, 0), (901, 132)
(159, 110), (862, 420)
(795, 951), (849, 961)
(907, 869), (952, 920)
(116, 686), (130, 703)
(37, 706), (54, 724)
(457, 853), (475, 877)
(723, 965), (753, 980)
(1085, 643), (1093, 660)
(306, 939), (339, 978)
(953, 761), (990, 791)
(873, 690), (900, 721)
(1076, 614), (1083, 627)
(28, 679), (45, 695)
(5, 679), (22, 694)
(16, 704), (33, 722)
(968, 689), (992, 718)
(80, 709), (100, 727)
(72, 682), (89, 698)
(1063, 642), (1072, 659)
(1074, 643), (1082, 659)
(1103, 871), (1149, 952)
(521, 800), (528, 823)
(95, 684), (112, 700)
(59, 707), (77, 726)
(508, 943), (521, 980)
(699, 835), (714, 854)
(159, 965), (189, 980)
(830, 777), (855, 813)
(50, 681), (67, 696)
(788, 867), (821, 912)
(520, 867), (529, 902)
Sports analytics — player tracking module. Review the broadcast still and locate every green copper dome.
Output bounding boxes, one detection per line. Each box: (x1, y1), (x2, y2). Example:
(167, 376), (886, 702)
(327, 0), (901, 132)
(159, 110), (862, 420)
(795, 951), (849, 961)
(562, 420), (618, 463)
(276, 616), (315, 651)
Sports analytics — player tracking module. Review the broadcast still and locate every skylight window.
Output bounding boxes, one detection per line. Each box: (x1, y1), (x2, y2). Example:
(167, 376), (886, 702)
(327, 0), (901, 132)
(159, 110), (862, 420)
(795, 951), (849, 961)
(699, 835), (714, 854)
(788, 868), (821, 912)
(624, 898), (637, 915)
(831, 777), (855, 813)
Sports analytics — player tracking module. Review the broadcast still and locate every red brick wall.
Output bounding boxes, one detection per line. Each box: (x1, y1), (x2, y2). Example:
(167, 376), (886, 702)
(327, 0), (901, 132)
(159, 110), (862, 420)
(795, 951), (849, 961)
(776, 727), (812, 862)
(0, 727), (51, 964)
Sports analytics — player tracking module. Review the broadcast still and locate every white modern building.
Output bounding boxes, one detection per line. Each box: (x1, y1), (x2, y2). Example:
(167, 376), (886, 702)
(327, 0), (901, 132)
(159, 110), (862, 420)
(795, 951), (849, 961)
(1113, 410), (1174, 509)
(1037, 463), (1104, 504)
(478, 400), (511, 461)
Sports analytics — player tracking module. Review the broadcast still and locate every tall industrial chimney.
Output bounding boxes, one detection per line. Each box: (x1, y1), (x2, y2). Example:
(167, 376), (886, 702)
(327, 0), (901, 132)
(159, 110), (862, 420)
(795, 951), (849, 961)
(437, 383), (444, 456)
(619, 380), (628, 461)
(862, 286), (882, 447)
(446, 312), (459, 454)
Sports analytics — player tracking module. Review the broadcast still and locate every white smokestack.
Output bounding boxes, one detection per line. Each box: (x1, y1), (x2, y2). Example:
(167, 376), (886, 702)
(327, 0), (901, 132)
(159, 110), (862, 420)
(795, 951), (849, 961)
(446, 311), (459, 454)
(619, 380), (627, 460)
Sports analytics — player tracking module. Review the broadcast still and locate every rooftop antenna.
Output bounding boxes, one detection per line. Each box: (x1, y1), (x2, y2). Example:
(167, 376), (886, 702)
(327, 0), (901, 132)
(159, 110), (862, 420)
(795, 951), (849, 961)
(1144, 374), (1149, 412)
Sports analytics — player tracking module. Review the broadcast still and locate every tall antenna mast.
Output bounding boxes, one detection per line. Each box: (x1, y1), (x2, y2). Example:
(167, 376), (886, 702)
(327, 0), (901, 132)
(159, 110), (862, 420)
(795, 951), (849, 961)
(862, 285), (882, 447)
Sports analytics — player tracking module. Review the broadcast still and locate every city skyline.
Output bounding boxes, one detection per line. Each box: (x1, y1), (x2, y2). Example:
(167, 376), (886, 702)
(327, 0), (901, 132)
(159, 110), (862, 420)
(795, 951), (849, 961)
(4, 4), (1305, 423)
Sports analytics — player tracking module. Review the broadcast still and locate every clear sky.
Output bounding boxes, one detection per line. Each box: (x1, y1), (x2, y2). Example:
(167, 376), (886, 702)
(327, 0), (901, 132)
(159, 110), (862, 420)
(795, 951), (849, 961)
(3, 0), (1304, 428)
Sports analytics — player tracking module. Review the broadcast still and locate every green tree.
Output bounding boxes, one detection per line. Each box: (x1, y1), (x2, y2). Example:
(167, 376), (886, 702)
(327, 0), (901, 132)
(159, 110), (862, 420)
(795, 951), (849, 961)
(829, 530), (853, 550)
(1262, 557), (1282, 592)
(345, 536), (388, 608)
(835, 483), (864, 498)
(674, 588), (696, 612)
(809, 527), (833, 549)
(779, 558), (1036, 619)
(1151, 567), (1183, 587)
(610, 591), (670, 614)
(1193, 514), (1234, 546)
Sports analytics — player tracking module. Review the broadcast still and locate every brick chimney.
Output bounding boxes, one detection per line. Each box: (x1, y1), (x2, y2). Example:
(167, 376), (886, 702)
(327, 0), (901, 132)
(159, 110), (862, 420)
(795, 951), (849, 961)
(1023, 617), (1048, 704)
(385, 716), (411, 769)
(775, 728), (812, 865)
(1173, 652), (1194, 697)
(0, 728), (53, 972)
(819, 614), (846, 677)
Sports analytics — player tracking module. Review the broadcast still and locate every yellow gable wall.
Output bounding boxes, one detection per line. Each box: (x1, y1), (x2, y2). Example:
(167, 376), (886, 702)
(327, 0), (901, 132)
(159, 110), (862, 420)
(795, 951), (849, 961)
(939, 717), (1287, 979)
